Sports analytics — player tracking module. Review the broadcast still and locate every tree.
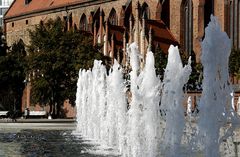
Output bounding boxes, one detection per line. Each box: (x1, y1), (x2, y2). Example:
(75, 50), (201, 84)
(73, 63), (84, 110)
(27, 18), (110, 117)
(0, 39), (27, 111)
(186, 52), (203, 91)
(154, 46), (203, 91)
(154, 46), (167, 80)
(229, 48), (240, 80)
(0, 27), (8, 56)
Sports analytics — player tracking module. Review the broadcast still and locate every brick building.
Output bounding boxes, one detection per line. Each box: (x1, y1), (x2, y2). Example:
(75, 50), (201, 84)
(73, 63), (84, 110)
(4, 0), (240, 62)
(3, 0), (240, 116)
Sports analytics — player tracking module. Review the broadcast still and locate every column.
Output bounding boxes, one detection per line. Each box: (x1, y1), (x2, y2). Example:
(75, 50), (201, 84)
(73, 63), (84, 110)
(99, 10), (104, 44)
(93, 21), (97, 46)
(111, 34), (115, 61)
(129, 14), (133, 43)
(148, 27), (152, 52)
(134, 2), (140, 46)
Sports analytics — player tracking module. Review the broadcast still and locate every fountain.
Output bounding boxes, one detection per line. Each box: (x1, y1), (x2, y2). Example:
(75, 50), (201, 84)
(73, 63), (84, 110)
(187, 96), (192, 116)
(159, 45), (191, 157)
(126, 43), (162, 157)
(75, 16), (239, 156)
(198, 16), (238, 157)
(238, 97), (240, 115)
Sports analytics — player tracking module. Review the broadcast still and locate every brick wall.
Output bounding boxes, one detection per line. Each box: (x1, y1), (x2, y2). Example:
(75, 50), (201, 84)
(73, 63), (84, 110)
(169, 0), (227, 62)
(5, 0), (229, 60)
(5, 0), (238, 116)
(185, 92), (240, 113)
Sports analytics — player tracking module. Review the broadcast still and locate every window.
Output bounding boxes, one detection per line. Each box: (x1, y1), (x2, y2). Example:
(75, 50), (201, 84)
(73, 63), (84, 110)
(103, 34), (107, 55)
(1, 0), (12, 6)
(26, 20), (28, 25)
(229, 0), (240, 48)
(204, 0), (214, 28)
(68, 13), (73, 29)
(11, 22), (14, 27)
(141, 2), (149, 19)
(97, 35), (101, 44)
(161, 0), (170, 28)
(0, 8), (8, 16)
(109, 8), (117, 25)
(80, 14), (88, 31)
(0, 17), (2, 26)
(181, 0), (193, 55)
(25, 0), (32, 5)
(63, 16), (68, 31)
(3, 8), (7, 15)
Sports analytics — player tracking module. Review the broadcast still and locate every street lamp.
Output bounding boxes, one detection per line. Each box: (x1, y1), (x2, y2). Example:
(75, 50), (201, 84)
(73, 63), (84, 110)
(23, 79), (28, 109)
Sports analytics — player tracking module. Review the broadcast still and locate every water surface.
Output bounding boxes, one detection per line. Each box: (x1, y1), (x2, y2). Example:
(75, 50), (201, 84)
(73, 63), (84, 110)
(0, 128), (118, 157)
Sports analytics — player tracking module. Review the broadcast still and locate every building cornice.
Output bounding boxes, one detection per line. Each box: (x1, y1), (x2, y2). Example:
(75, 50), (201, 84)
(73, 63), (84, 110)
(4, 0), (117, 23)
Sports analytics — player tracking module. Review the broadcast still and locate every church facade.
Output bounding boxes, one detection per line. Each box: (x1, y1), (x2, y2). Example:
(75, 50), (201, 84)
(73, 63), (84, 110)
(3, 0), (240, 116)
(4, 0), (238, 64)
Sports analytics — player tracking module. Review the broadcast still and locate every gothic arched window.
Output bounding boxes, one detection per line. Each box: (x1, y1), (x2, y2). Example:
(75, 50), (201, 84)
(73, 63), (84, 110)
(141, 2), (149, 19)
(109, 8), (118, 25)
(204, 0), (214, 28)
(69, 13), (73, 29)
(161, 0), (170, 28)
(229, 0), (240, 48)
(181, 0), (193, 55)
(80, 14), (88, 31)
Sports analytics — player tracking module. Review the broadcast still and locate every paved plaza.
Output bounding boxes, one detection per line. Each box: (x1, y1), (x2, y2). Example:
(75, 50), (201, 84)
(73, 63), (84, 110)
(0, 119), (76, 130)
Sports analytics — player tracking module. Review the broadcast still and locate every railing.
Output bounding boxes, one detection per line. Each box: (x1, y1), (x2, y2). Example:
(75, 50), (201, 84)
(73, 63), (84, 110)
(0, 111), (8, 116)
(28, 111), (47, 116)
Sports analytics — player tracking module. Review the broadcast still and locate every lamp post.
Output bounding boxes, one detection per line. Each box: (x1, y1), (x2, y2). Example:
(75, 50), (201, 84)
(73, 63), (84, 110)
(23, 79), (28, 109)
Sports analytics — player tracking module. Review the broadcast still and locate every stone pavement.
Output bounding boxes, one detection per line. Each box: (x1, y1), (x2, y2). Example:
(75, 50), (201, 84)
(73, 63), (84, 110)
(0, 118), (76, 123)
(0, 118), (77, 130)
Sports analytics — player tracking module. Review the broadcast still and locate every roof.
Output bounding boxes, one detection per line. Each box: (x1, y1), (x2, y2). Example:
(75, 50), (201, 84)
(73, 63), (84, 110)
(146, 19), (179, 53)
(108, 24), (125, 46)
(106, 20), (178, 53)
(5, 0), (88, 19)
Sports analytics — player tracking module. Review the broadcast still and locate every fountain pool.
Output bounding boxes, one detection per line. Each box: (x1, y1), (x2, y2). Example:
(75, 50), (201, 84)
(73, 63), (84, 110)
(0, 127), (120, 157)
(75, 16), (240, 157)
(0, 15), (239, 157)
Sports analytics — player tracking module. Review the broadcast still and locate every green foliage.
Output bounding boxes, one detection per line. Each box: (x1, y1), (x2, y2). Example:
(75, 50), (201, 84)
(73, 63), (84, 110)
(0, 27), (8, 56)
(187, 62), (203, 91)
(27, 18), (110, 117)
(229, 48), (240, 79)
(154, 47), (203, 91)
(0, 39), (27, 110)
(180, 51), (202, 91)
(154, 47), (167, 80)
